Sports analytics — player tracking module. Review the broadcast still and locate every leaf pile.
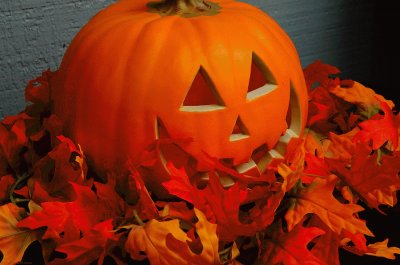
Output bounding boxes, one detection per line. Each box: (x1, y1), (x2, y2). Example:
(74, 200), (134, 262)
(0, 62), (400, 265)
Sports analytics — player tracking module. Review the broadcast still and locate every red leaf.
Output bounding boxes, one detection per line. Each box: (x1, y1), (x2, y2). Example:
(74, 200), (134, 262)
(25, 70), (52, 106)
(0, 175), (15, 203)
(127, 169), (159, 220)
(50, 219), (117, 265)
(17, 182), (123, 240)
(0, 114), (29, 170)
(163, 163), (282, 241)
(353, 101), (399, 150)
(258, 221), (326, 265)
(31, 136), (89, 200)
(303, 60), (340, 91)
(17, 201), (70, 240)
(327, 145), (400, 209)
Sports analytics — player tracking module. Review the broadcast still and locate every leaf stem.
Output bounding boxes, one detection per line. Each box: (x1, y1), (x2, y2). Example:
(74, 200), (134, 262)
(9, 172), (32, 204)
(133, 210), (145, 226)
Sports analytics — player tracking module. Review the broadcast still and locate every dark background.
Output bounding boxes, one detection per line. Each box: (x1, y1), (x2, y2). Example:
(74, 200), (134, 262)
(371, 2), (398, 106)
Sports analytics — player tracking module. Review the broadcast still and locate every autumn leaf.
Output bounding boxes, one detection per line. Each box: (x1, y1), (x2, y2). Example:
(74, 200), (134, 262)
(127, 169), (159, 220)
(303, 129), (327, 157)
(125, 208), (220, 265)
(303, 60), (340, 91)
(307, 87), (338, 128)
(50, 219), (118, 265)
(353, 102), (399, 150)
(329, 81), (394, 117)
(24, 70), (52, 106)
(203, 172), (283, 241)
(0, 203), (39, 265)
(340, 230), (369, 256)
(306, 216), (341, 265)
(325, 129), (358, 161)
(284, 175), (372, 236)
(30, 135), (89, 200)
(366, 239), (400, 260)
(257, 221), (325, 265)
(0, 114), (29, 171)
(164, 163), (282, 241)
(301, 154), (330, 183)
(163, 162), (197, 204)
(0, 175), (15, 203)
(17, 182), (123, 240)
(327, 145), (400, 209)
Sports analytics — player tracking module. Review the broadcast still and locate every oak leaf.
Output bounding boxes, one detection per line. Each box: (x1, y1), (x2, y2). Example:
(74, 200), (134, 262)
(306, 215), (341, 265)
(303, 60), (340, 91)
(366, 239), (400, 260)
(164, 163), (282, 241)
(0, 114), (29, 171)
(284, 175), (372, 236)
(49, 219), (118, 265)
(353, 102), (399, 150)
(17, 182), (123, 240)
(125, 208), (220, 265)
(329, 81), (394, 116)
(0, 175), (15, 203)
(0, 203), (39, 265)
(327, 145), (400, 209)
(325, 129), (358, 161)
(24, 70), (52, 106)
(31, 135), (89, 200)
(257, 221), (325, 265)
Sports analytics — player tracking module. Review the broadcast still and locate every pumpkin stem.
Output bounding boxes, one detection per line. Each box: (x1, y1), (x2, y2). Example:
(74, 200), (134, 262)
(147, 0), (221, 17)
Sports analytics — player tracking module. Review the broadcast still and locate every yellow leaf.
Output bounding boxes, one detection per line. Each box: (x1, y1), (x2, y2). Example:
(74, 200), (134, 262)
(366, 239), (400, 260)
(0, 203), (38, 265)
(125, 208), (220, 265)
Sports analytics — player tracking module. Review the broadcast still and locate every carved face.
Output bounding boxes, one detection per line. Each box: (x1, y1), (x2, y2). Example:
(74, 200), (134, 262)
(154, 52), (304, 187)
(50, 0), (308, 192)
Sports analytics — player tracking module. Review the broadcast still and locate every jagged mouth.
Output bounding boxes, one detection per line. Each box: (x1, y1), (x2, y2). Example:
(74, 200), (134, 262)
(156, 83), (302, 187)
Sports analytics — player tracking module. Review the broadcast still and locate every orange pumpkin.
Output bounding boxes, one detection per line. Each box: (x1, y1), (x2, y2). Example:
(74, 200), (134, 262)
(51, 0), (308, 192)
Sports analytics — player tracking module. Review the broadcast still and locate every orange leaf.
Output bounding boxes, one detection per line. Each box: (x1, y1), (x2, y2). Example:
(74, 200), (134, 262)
(258, 221), (325, 265)
(329, 81), (394, 115)
(366, 239), (400, 260)
(125, 208), (220, 265)
(0, 203), (39, 265)
(325, 129), (359, 161)
(285, 175), (372, 236)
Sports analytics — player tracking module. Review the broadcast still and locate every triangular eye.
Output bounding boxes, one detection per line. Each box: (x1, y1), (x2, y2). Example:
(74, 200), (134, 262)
(247, 53), (278, 101)
(229, 116), (249, 142)
(181, 66), (225, 112)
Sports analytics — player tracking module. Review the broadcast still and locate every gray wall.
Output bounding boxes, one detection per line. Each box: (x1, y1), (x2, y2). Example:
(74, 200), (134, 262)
(0, 0), (376, 119)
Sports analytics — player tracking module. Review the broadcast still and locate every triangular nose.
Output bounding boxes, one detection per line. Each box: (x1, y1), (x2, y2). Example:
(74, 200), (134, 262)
(229, 116), (249, 142)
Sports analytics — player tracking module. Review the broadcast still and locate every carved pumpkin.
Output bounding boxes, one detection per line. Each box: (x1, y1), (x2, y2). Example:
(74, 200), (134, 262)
(51, 0), (308, 192)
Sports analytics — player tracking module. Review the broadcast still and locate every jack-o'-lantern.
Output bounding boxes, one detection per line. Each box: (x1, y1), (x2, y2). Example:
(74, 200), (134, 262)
(50, 0), (308, 194)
